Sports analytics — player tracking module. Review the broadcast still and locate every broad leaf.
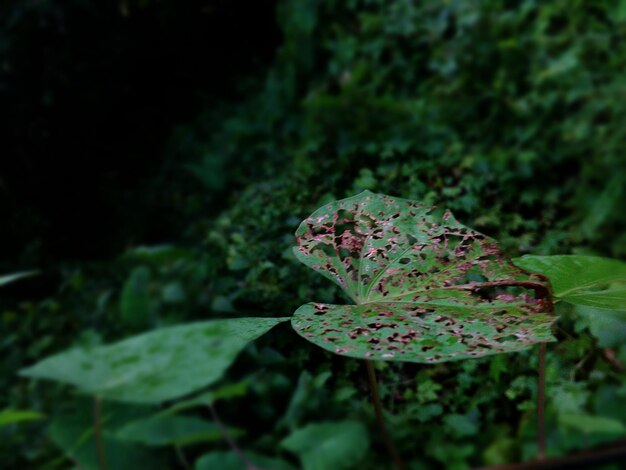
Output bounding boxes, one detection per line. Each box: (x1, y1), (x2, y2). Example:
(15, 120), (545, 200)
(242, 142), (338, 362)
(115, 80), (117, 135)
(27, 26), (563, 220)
(281, 420), (369, 470)
(47, 401), (160, 470)
(20, 317), (288, 403)
(514, 255), (626, 310)
(293, 191), (555, 363)
(575, 306), (626, 348)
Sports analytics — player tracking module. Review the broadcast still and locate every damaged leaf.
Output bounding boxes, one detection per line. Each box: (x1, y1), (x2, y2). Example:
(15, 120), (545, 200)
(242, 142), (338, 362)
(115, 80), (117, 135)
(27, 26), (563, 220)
(292, 191), (556, 363)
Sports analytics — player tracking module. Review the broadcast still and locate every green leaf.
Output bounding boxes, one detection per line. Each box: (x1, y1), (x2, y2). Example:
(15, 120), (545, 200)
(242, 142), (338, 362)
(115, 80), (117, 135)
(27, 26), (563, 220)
(116, 414), (238, 446)
(575, 306), (626, 348)
(292, 192), (556, 363)
(558, 413), (626, 435)
(48, 402), (160, 470)
(281, 420), (369, 470)
(0, 270), (38, 287)
(20, 317), (288, 403)
(482, 437), (515, 466)
(443, 413), (479, 437)
(0, 408), (44, 428)
(514, 255), (626, 310)
(124, 244), (193, 263)
(195, 451), (296, 470)
(162, 380), (250, 416)
(120, 266), (154, 329)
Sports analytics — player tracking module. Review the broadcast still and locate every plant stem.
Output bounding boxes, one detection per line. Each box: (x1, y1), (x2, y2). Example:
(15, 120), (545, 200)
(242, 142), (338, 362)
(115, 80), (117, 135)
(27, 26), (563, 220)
(365, 360), (405, 470)
(93, 396), (107, 470)
(207, 402), (259, 470)
(175, 445), (191, 470)
(537, 343), (546, 460)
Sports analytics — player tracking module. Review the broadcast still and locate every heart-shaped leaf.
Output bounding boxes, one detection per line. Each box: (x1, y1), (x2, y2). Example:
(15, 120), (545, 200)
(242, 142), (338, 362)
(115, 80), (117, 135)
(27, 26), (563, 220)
(292, 191), (556, 363)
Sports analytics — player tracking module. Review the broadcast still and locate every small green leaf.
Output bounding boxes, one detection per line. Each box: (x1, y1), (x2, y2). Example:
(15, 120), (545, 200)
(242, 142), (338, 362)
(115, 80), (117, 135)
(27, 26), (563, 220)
(482, 437), (516, 466)
(443, 413), (479, 437)
(120, 266), (154, 329)
(575, 306), (626, 348)
(514, 255), (626, 310)
(0, 408), (44, 428)
(293, 192), (555, 363)
(116, 414), (237, 446)
(282, 420), (369, 470)
(0, 270), (38, 287)
(124, 244), (193, 263)
(195, 451), (296, 470)
(48, 403), (160, 470)
(162, 380), (250, 416)
(20, 317), (288, 403)
(558, 413), (626, 435)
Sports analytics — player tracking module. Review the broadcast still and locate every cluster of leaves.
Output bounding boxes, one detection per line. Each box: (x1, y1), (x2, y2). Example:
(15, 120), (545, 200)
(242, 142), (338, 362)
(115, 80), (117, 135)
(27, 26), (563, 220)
(4, 194), (626, 469)
(2, 1), (626, 469)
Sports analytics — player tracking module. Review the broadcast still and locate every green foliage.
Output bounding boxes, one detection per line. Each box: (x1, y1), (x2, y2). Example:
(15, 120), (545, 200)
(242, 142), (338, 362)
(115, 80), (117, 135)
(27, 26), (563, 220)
(20, 317), (287, 403)
(195, 451), (296, 470)
(558, 413), (625, 435)
(116, 414), (234, 447)
(0, 409), (44, 428)
(47, 401), (162, 470)
(514, 255), (626, 310)
(3, 1), (626, 468)
(515, 255), (626, 352)
(574, 307), (626, 349)
(120, 266), (155, 330)
(293, 191), (555, 362)
(281, 421), (369, 470)
(0, 271), (37, 287)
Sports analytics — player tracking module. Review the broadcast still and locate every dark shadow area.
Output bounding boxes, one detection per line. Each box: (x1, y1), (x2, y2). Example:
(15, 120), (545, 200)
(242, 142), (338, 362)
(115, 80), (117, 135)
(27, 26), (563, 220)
(0, 0), (279, 264)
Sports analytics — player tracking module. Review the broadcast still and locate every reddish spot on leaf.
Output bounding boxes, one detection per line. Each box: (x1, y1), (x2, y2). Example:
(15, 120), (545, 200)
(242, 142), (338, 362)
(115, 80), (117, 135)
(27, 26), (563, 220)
(292, 191), (557, 363)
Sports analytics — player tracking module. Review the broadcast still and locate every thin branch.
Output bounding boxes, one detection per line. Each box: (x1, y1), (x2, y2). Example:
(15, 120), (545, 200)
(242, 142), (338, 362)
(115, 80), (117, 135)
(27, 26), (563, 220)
(569, 351), (592, 381)
(93, 396), (107, 470)
(537, 343), (546, 460)
(207, 402), (260, 470)
(601, 348), (625, 373)
(476, 438), (626, 470)
(365, 360), (406, 470)
(174, 445), (191, 470)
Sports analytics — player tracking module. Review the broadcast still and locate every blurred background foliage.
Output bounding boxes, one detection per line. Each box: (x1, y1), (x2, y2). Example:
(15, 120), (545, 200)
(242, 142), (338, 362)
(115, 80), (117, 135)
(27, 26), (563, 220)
(1, 0), (626, 468)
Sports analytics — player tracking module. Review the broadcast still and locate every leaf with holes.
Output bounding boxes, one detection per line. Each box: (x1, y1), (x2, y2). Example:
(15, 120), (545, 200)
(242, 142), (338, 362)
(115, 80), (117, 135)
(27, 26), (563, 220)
(292, 191), (556, 363)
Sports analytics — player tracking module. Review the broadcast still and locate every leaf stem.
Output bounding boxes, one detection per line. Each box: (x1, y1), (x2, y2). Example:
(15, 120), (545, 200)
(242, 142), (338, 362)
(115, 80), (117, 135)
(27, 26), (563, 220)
(93, 396), (107, 470)
(207, 401), (259, 470)
(175, 445), (191, 470)
(477, 438), (626, 469)
(365, 361), (405, 470)
(537, 343), (546, 460)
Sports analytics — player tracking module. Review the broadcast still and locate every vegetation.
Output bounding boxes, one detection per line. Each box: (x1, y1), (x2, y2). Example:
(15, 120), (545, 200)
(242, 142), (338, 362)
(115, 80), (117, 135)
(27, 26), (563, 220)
(1, 1), (626, 469)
